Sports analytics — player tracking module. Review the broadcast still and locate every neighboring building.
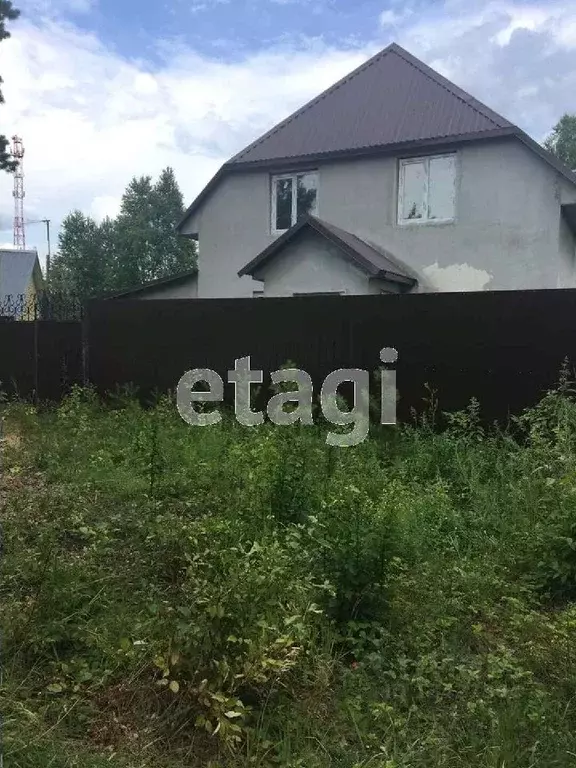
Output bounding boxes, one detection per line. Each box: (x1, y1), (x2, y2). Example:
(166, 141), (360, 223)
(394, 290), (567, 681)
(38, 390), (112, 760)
(0, 249), (43, 318)
(104, 269), (198, 300)
(177, 42), (576, 298)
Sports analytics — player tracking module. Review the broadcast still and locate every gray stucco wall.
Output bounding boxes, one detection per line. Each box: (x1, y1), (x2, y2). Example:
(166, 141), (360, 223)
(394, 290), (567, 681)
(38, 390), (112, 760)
(182, 137), (576, 297)
(256, 231), (404, 296)
(256, 231), (370, 296)
(134, 275), (198, 300)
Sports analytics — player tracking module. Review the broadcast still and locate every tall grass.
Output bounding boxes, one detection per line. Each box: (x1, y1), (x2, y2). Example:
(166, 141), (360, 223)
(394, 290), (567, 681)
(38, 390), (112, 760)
(3, 383), (576, 766)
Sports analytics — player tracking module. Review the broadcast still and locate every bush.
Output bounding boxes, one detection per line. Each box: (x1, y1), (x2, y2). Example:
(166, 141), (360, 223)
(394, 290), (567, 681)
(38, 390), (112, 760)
(3, 383), (576, 766)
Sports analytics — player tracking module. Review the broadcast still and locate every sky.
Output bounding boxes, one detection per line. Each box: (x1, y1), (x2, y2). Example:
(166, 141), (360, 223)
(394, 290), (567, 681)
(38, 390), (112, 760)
(0, 0), (575, 259)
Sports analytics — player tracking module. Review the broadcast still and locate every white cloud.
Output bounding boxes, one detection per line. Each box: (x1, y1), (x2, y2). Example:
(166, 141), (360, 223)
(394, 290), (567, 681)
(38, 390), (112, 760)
(0, 21), (372, 254)
(1, 1), (576, 258)
(395, 0), (576, 140)
(91, 195), (122, 222)
(379, 10), (402, 27)
(379, 5), (414, 28)
(20, 0), (97, 15)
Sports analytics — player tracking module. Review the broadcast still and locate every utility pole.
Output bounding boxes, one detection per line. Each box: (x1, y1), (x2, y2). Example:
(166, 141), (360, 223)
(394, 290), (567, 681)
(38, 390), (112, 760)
(26, 218), (51, 277)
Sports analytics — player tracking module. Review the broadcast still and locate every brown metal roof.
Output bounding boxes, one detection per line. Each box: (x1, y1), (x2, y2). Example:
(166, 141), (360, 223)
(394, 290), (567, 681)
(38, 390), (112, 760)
(229, 42), (513, 166)
(100, 268), (198, 299)
(238, 215), (417, 285)
(178, 42), (576, 233)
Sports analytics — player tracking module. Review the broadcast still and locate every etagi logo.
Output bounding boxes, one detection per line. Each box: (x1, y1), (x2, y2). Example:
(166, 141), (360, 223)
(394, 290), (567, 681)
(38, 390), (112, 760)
(176, 347), (398, 447)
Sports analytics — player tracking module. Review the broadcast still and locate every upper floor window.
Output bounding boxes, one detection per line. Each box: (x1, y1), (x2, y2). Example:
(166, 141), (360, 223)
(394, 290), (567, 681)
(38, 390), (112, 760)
(271, 171), (318, 234)
(398, 154), (456, 224)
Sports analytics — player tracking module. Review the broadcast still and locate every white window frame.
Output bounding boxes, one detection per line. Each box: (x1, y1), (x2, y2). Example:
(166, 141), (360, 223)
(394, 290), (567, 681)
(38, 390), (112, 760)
(271, 171), (318, 235)
(397, 153), (456, 226)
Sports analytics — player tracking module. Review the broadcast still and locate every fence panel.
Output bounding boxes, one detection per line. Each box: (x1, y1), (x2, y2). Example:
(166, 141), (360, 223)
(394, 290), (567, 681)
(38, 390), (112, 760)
(86, 289), (576, 422)
(0, 319), (83, 401)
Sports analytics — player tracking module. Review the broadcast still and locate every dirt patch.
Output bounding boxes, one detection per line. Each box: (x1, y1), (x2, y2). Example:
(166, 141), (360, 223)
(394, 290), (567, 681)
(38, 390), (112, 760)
(3, 431), (21, 450)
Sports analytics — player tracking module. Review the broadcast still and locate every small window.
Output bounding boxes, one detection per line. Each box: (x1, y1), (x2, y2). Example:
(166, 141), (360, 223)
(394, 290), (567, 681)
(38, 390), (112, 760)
(271, 171), (318, 234)
(253, 289), (264, 298)
(398, 154), (456, 224)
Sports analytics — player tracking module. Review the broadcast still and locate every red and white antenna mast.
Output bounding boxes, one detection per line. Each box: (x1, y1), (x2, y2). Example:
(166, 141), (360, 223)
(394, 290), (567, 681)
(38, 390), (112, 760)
(12, 135), (25, 250)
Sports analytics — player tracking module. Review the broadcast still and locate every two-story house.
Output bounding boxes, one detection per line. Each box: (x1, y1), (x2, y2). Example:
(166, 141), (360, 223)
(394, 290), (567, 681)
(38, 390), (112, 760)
(175, 42), (576, 298)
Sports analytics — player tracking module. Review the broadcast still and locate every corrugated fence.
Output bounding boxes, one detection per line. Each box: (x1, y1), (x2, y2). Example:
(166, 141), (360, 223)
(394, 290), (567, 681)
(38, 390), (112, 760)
(84, 289), (576, 422)
(2, 289), (576, 418)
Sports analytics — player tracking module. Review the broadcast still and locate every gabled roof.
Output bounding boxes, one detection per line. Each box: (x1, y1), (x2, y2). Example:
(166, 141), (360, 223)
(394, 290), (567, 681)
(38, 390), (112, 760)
(0, 249), (41, 298)
(178, 42), (576, 234)
(229, 42), (513, 166)
(238, 215), (417, 286)
(100, 268), (198, 299)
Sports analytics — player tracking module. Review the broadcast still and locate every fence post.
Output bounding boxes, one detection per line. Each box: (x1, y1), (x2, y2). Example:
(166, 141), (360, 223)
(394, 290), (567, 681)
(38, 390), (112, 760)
(33, 308), (39, 405)
(81, 301), (90, 388)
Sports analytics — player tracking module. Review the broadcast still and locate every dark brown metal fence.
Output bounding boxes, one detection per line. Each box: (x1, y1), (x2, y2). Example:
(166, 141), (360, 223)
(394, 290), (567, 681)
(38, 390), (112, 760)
(85, 289), (576, 422)
(0, 294), (84, 401)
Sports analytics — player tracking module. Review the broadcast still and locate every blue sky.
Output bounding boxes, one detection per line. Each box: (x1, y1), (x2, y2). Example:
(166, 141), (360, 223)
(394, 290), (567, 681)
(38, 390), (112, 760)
(0, 0), (575, 257)
(79, 0), (433, 60)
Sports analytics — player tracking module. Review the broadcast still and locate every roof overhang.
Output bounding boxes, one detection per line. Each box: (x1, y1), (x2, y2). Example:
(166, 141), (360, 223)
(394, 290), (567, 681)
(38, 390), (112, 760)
(99, 269), (198, 299)
(178, 129), (518, 236)
(238, 215), (417, 287)
(179, 128), (576, 238)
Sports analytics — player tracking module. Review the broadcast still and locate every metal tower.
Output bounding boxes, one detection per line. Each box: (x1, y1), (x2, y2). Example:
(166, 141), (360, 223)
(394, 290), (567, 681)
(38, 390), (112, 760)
(12, 135), (25, 249)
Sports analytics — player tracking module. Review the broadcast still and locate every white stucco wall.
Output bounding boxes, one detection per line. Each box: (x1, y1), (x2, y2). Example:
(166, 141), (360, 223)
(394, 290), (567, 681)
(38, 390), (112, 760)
(182, 136), (576, 298)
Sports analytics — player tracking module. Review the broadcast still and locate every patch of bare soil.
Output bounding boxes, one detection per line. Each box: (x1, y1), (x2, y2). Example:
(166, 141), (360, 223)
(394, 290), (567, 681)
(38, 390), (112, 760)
(0, 421), (44, 510)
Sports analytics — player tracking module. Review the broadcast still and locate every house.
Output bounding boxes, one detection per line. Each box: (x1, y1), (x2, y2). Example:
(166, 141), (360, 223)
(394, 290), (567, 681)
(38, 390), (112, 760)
(0, 249), (43, 318)
(103, 268), (198, 300)
(177, 42), (576, 298)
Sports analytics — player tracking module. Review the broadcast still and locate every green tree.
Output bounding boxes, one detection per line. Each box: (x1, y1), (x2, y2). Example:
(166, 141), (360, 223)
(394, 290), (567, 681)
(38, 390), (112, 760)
(150, 166), (197, 277)
(544, 114), (576, 171)
(48, 211), (112, 300)
(113, 168), (196, 289)
(49, 168), (196, 299)
(113, 175), (156, 288)
(0, 0), (20, 172)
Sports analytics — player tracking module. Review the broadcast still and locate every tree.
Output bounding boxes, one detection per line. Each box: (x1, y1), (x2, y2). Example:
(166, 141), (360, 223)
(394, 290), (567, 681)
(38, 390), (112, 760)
(113, 175), (157, 289)
(150, 167), (197, 277)
(544, 114), (576, 172)
(112, 168), (196, 290)
(49, 167), (197, 298)
(48, 211), (112, 300)
(0, 0), (20, 173)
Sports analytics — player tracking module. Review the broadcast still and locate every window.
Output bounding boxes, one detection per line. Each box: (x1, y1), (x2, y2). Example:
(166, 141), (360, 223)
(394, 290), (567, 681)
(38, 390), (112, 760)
(398, 154), (456, 224)
(253, 289), (264, 298)
(271, 171), (318, 233)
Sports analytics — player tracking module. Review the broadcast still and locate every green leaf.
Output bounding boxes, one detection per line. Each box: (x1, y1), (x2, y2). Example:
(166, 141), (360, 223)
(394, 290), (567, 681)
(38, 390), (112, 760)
(169, 680), (180, 693)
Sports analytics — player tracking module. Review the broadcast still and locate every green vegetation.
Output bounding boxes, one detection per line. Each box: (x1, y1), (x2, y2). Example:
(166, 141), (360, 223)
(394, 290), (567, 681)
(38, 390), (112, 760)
(3, 381), (576, 767)
(47, 167), (197, 300)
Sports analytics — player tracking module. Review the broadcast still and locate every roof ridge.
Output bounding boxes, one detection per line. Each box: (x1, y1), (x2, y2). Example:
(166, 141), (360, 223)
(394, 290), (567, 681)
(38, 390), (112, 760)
(230, 43), (397, 165)
(389, 44), (510, 129)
